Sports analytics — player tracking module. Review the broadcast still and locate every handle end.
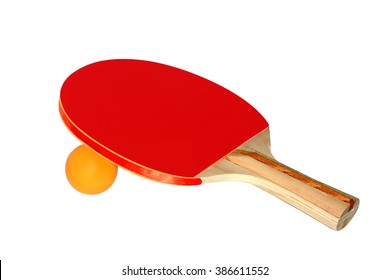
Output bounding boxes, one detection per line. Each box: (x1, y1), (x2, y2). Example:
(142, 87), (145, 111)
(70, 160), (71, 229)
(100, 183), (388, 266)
(336, 197), (359, 230)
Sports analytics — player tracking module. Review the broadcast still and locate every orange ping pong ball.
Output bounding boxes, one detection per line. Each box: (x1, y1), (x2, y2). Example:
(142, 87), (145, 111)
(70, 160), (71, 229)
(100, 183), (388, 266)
(65, 144), (118, 194)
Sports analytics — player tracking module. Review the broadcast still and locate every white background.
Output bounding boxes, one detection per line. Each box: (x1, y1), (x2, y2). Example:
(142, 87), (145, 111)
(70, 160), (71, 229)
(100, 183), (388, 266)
(1, 1), (388, 279)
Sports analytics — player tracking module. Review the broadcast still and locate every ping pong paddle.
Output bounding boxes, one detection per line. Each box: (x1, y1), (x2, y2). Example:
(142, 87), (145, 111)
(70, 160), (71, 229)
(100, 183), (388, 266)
(60, 59), (359, 230)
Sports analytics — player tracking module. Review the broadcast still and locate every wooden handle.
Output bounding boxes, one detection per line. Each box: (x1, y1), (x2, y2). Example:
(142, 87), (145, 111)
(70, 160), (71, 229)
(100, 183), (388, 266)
(225, 150), (359, 230)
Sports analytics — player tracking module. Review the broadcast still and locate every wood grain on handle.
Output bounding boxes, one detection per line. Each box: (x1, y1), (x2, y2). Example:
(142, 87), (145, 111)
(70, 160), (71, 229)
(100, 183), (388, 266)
(225, 150), (359, 230)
